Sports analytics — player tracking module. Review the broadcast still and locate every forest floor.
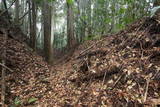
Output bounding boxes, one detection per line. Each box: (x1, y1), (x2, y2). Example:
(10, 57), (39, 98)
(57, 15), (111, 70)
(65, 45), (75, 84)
(0, 12), (160, 107)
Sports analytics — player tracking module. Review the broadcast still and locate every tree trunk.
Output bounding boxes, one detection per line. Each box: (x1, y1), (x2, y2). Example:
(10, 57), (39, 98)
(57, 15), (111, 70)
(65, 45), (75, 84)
(28, 0), (36, 50)
(67, 1), (76, 50)
(1, 1), (8, 105)
(42, 1), (54, 64)
(1, 30), (7, 107)
(15, 0), (19, 23)
(51, 2), (55, 56)
(31, 0), (36, 51)
(111, 0), (116, 33)
(2, 0), (10, 23)
(28, 0), (32, 47)
(87, 0), (92, 36)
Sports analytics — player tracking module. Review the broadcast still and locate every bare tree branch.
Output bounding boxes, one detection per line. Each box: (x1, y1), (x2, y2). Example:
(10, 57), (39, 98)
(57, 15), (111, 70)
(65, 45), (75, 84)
(0, 63), (14, 72)
(0, 0), (17, 16)
(18, 10), (29, 21)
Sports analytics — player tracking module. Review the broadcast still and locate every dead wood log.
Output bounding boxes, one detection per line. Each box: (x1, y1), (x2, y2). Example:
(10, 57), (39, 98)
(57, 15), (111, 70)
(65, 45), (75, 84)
(69, 66), (121, 83)
(76, 49), (107, 59)
(75, 38), (106, 59)
(0, 63), (13, 72)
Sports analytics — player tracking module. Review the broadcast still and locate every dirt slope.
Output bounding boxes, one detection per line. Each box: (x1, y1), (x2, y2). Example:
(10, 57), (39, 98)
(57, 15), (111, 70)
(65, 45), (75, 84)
(41, 17), (160, 106)
(47, 18), (160, 107)
(68, 17), (160, 106)
(0, 12), (53, 106)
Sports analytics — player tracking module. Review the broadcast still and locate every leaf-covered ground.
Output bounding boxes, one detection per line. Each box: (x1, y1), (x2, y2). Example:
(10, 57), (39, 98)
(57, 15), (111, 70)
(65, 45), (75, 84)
(0, 12), (160, 107)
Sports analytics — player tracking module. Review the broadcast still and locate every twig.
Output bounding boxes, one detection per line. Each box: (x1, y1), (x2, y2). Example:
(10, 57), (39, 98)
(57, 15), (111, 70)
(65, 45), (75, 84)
(0, 63), (14, 72)
(133, 78), (143, 96)
(102, 62), (110, 86)
(0, 0), (17, 16)
(102, 69), (108, 86)
(75, 38), (106, 59)
(143, 75), (151, 103)
(18, 5), (33, 21)
(111, 73), (125, 90)
(18, 10), (29, 21)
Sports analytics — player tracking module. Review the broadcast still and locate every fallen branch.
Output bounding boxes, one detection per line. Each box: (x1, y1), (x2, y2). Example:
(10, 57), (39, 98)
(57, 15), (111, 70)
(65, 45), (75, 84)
(69, 66), (120, 83)
(143, 75), (151, 103)
(0, 63), (14, 72)
(111, 72), (126, 90)
(75, 38), (106, 59)
(77, 49), (107, 59)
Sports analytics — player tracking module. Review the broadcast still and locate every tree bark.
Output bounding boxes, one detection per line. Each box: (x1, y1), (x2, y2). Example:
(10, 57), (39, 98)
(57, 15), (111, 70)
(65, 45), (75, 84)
(28, 0), (36, 50)
(42, 1), (54, 64)
(1, 30), (7, 107)
(67, 1), (76, 50)
(1, 1), (8, 105)
(87, 0), (92, 36)
(51, 2), (55, 56)
(31, 0), (36, 51)
(15, 0), (19, 23)
(28, 0), (32, 47)
(2, 0), (11, 23)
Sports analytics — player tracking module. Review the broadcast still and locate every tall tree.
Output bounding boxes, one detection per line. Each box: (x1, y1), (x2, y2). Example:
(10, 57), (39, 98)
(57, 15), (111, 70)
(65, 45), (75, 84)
(42, 0), (54, 64)
(28, 0), (37, 50)
(67, 0), (76, 49)
(28, 0), (32, 47)
(87, 0), (92, 36)
(2, 0), (11, 23)
(30, 0), (37, 50)
(1, 1), (8, 106)
(15, 0), (19, 23)
(1, 30), (7, 107)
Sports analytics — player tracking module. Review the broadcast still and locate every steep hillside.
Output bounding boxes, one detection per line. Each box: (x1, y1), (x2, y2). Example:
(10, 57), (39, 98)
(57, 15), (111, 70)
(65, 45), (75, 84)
(0, 12), (53, 106)
(69, 17), (160, 106)
(46, 17), (160, 106)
